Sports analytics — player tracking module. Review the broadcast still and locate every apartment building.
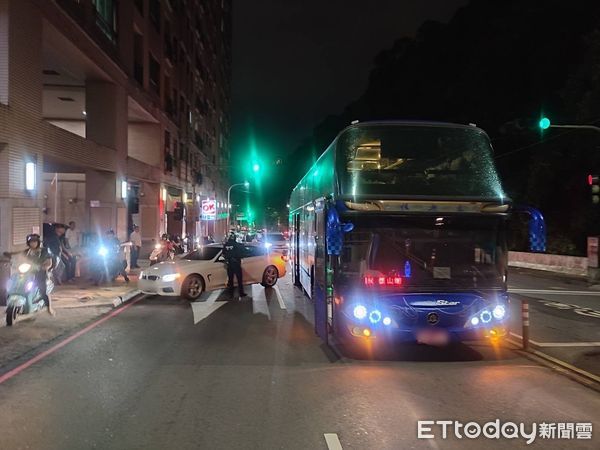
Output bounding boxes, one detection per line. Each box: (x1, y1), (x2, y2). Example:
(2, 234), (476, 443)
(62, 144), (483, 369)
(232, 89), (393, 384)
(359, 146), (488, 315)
(0, 0), (232, 252)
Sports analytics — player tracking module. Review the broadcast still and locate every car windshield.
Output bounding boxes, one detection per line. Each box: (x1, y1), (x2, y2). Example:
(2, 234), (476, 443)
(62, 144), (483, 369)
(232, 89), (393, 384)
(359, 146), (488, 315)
(337, 124), (505, 199)
(339, 215), (506, 291)
(183, 247), (221, 261)
(266, 233), (286, 241)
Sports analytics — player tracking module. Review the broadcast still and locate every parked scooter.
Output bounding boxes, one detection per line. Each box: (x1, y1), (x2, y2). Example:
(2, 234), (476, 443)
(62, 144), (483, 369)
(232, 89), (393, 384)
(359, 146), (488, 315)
(4, 254), (54, 326)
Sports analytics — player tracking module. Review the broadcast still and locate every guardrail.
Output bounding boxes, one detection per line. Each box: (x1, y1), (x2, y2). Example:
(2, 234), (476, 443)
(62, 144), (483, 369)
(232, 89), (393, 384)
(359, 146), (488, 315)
(508, 251), (587, 276)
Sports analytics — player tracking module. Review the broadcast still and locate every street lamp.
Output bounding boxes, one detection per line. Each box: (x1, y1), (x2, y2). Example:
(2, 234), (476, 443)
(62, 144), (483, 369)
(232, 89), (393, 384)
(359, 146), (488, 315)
(226, 181), (249, 233)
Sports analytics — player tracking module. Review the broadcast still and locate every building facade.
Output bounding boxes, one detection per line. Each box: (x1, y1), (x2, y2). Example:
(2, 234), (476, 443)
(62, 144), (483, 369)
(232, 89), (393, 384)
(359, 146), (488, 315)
(0, 0), (231, 252)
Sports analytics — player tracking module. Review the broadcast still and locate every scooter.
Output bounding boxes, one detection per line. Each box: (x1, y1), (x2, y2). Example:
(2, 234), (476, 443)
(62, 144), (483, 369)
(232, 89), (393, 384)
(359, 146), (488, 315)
(93, 245), (125, 284)
(5, 256), (54, 326)
(149, 242), (174, 265)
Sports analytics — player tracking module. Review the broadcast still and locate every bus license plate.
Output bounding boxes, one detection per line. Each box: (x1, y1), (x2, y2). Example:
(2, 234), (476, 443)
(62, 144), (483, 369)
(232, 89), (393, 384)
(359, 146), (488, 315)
(416, 329), (449, 346)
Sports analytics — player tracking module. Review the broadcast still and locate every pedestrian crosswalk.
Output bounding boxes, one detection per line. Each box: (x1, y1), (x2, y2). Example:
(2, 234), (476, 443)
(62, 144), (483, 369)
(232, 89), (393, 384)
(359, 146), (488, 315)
(190, 284), (288, 324)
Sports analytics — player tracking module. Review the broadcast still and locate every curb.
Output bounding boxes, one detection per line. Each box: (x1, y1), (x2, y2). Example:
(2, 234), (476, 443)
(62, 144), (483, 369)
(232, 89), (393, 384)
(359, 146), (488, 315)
(111, 289), (143, 308)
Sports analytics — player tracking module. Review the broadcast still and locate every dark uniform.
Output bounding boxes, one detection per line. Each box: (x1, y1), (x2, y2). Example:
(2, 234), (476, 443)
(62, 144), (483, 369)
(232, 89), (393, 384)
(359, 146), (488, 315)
(222, 235), (246, 296)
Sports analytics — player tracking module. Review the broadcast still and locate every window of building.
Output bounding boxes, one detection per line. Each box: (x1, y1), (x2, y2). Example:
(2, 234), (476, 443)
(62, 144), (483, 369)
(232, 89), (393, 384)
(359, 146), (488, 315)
(149, 54), (160, 95)
(149, 0), (161, 32)
(92, 0), (118, 43)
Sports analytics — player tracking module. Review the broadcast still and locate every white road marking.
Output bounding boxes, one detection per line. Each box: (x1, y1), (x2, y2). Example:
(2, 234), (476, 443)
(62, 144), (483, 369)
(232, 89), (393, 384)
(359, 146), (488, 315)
(509, 289), (600, 296)
(324, 433), (343, 450)
(509, 333), (600, 347)
(191, 289), (226, 324)
(252, 284), (271, 319)
(273, 285), (287, 310)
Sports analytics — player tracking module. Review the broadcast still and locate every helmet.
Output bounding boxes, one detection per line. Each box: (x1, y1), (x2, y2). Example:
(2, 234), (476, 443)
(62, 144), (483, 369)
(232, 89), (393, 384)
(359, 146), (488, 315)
(26, 233), (41, 245)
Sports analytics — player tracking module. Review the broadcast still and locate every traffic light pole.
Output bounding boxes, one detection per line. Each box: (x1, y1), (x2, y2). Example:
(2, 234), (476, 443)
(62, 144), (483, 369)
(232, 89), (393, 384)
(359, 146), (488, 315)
(226, 182), (249, 234)
(549, 124), (600, 133)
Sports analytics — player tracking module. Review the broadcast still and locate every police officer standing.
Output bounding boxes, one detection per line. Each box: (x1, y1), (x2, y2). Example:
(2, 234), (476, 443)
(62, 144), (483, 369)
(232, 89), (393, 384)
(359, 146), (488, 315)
(222, 232), (247, 297)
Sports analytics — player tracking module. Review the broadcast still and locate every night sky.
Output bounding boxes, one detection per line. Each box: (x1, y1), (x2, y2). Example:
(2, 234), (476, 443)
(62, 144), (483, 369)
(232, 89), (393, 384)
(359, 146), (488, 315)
(231, 0), (468, 164)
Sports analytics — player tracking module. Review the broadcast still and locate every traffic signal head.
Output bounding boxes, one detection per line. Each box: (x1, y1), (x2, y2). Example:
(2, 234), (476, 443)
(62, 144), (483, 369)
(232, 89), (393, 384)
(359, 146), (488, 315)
(539, 117), (551, 130)
(252, 163), (260, 173)
(588, 174), (600, 204)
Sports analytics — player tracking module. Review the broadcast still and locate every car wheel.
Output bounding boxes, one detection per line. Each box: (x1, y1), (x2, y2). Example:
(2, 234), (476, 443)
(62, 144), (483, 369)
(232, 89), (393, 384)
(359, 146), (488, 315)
(182, 274), (205, 301)
(261, 265), (279, 287)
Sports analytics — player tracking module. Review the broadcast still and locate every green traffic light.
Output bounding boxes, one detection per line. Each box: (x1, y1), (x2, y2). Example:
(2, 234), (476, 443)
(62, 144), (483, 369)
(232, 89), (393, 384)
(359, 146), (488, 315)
(539, 117), (551, 130)
(252, 163), (260, 172)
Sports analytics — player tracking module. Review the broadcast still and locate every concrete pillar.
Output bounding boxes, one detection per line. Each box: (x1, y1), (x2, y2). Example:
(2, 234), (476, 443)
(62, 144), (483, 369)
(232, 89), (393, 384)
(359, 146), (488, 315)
(84, 81), (128, 235)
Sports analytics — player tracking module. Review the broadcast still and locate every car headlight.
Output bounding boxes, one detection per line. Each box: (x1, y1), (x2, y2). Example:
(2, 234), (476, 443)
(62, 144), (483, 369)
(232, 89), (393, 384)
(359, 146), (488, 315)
(264, 242), (272, 249)
(18, 263), (31, 274)
(98, 246), (108, 257)
(162, 273), (181, 282)
(155, 244), (162, 250)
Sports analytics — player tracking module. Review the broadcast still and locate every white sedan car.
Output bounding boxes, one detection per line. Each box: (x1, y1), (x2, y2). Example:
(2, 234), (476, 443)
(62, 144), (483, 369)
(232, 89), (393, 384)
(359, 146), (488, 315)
(138, 243), (287, 300)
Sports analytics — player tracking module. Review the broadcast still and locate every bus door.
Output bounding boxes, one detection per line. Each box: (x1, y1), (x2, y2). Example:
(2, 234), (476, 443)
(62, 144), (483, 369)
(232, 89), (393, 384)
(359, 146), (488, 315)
(314, 200), (328, 343)
(293, 212), (301, 286)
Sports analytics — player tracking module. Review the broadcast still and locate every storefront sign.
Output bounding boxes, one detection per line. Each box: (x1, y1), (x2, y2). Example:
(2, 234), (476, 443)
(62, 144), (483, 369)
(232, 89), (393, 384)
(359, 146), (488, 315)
(201, 199), (216, 220)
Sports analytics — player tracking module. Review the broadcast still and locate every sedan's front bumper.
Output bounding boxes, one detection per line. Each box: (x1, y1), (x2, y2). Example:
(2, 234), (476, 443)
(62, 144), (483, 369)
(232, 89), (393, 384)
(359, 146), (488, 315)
(138, 277), (181, 296)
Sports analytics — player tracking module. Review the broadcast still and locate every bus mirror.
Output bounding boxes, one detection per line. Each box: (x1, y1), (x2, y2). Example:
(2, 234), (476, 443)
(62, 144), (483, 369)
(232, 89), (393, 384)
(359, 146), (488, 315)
(513, 205), (546, 253)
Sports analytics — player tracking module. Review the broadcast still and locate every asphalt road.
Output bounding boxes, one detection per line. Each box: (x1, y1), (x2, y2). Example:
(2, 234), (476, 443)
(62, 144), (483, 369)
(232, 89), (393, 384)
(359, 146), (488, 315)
(507, 268), (600, 376)
(0, 274), (599, 449)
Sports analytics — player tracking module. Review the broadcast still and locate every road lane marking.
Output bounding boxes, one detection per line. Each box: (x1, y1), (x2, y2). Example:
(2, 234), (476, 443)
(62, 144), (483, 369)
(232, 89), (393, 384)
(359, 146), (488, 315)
(0, 295), (145, 385)
(509, 289), (600, 296)
(510, 333), (600, 347)
(252, 284), (271, 319)
(273, 285), (287, 310)
(191, 289), (226, 324)
(324, 433), (343, 450)
(509, 333), (600, 347)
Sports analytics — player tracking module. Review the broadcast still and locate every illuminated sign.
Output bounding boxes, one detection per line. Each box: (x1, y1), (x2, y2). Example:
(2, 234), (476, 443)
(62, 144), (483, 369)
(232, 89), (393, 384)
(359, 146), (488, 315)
(201, 199), (216, 220)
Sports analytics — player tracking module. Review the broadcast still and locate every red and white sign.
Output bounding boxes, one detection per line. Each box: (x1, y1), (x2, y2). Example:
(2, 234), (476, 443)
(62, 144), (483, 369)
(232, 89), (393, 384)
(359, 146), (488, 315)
(201, 199), (216, 220)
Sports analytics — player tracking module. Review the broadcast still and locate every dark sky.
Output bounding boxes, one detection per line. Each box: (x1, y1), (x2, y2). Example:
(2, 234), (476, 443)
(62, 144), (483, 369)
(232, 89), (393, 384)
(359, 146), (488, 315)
(231, 0), (468, 161)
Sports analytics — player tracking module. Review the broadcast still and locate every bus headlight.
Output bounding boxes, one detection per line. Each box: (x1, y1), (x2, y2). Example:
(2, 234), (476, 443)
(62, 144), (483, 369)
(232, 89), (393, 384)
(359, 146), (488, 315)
(369, 309), (382, 324)
(480, 310), (492, 324)
(493, 305), (506, 320)
(18, 263), (32, 274)
(353, 305), (367, 320)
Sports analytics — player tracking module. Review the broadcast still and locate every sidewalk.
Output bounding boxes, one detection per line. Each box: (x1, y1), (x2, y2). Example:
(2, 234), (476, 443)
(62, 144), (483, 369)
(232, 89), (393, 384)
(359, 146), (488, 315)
(50, 277), (141, 309)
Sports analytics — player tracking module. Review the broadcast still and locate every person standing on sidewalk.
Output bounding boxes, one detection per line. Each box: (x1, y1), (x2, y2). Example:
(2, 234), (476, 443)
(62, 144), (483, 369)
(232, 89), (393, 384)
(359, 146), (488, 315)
(222, 232), (246, 297)
(129, 225), (142, 269)
(64, 221), (79, 281)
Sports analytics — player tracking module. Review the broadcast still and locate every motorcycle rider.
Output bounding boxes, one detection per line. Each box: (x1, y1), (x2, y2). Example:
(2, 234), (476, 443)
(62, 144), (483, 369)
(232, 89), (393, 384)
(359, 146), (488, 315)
(222, 231), (247, 297)
(23, 233), (55, 315)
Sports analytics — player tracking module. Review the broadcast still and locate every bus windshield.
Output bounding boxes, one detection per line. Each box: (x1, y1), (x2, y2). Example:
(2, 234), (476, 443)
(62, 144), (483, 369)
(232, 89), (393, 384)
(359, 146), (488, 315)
(337, 124), (505, 199)
(340, 215), (506, 291)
